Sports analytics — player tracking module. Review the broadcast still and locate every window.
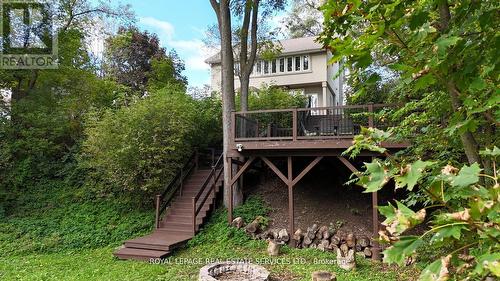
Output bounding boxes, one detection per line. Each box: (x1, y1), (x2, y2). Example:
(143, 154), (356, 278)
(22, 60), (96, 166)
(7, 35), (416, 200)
(279, 58), (285, 72)
(271, 60), (277, 73)
(287, 57), (293, 72)
(295, 56), (301, 71)
(256, 60), (262, 75)
(303, 55), (309, 70)
(263, 61), (269, 74)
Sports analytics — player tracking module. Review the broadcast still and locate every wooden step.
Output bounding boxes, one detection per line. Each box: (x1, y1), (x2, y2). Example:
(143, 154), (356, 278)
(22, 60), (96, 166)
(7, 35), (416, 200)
(114, 247), (170, 261)
(115, 167), (222, 261)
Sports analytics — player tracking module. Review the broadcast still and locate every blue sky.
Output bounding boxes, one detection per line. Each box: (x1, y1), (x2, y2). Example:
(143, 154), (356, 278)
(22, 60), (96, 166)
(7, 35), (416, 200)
(112, 1), (289, 88)
(117, 1), (219, 87)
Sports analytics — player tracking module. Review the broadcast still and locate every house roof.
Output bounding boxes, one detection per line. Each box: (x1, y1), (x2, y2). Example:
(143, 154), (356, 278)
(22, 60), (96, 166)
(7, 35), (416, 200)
(205, 36), (323, 64)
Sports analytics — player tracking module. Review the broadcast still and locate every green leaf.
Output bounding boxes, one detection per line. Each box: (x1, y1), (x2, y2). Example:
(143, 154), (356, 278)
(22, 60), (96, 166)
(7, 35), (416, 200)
(435, 36), (460, 55)
(469, 77), (487, 91)
(360, 160), (392, 192)
(480, 146), (500, 157)
(419, 258), (448, 281)
(383, 236), (423, 265)
(474, 253), (500, 277)
(430, 224), (466, 243)
(451, 163), (481, 187)
(395, 160), (435, 191)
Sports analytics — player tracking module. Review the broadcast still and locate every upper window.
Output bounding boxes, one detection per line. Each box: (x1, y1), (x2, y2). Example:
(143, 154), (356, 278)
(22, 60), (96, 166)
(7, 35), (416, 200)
(295, 56), (301, 71)
(303, 56), (309, 70)
(263, 61), (269, 74)
(256, 61), (262, 75)
(251, 55), (311, 77)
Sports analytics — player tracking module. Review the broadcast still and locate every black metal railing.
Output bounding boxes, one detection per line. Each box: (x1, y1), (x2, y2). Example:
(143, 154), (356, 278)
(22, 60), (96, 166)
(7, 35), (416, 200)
(232, 104), (398, 141)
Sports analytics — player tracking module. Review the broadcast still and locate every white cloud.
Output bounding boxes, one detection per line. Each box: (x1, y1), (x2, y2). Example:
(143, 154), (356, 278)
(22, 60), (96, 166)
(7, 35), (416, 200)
(139, 17), (217, 72)
(139, 17), (175, 39)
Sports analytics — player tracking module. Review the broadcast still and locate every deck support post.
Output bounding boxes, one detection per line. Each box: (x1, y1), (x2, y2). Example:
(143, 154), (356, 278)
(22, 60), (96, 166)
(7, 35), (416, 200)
(227, 157), (255, 224)
(287, 157), (294, 242)
(260, 156), (323, 247)
(228, 157), (233, 224)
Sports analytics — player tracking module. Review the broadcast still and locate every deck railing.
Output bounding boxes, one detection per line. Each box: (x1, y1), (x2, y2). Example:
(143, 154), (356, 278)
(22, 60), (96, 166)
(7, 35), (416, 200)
(232, 103), (397, 142)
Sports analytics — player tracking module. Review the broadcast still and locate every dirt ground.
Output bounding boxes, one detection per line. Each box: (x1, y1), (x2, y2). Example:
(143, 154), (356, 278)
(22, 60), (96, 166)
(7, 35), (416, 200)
(244, 157), (390, 237)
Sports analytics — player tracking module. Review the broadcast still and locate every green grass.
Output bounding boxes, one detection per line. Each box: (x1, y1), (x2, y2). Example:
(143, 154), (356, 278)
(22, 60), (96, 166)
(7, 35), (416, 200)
(0, 186), (419, 281)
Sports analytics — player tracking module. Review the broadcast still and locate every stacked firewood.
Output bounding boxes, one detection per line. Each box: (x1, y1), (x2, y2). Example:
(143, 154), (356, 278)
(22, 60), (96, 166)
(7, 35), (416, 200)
(232, 218), (374, 259)
(292, 224), (373, 259)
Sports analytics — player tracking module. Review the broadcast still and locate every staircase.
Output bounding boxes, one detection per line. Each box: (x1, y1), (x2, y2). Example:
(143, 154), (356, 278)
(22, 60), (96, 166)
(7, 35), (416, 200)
(114, 151), (223, 261)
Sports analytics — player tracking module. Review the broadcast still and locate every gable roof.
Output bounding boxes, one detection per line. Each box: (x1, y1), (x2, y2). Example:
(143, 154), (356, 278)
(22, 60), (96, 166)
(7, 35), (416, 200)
(205, 36), (323, 64)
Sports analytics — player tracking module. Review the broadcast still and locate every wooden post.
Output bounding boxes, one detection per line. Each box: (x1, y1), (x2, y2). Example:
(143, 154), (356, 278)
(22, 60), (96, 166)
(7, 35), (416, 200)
(368, 103), (374, 128)
(228, 157), (233, 224)
(372, 190), (380, 260)
(155, 194), (161, 229)
(192, 197), (197, 234)
(292, 108), (298, 141)
(287, 157), (294, 241)
(231, 111), (236, 141)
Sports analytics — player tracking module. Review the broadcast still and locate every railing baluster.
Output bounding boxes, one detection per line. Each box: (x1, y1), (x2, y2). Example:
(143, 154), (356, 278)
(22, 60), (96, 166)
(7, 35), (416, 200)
(155, 194), (161, 229)
(292, 108), (297, 141)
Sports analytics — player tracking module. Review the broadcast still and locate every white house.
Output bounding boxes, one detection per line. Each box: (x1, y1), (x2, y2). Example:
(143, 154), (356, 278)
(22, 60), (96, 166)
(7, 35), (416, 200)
(206, 36), (345, 108)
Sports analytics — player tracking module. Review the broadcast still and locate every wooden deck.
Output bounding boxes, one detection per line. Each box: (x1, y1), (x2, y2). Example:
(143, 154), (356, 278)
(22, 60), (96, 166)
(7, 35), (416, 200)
(228, 104), (409, 157)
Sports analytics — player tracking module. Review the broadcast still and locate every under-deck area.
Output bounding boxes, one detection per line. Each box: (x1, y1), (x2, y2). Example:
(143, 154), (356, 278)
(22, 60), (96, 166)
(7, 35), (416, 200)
(226, 104), (410, 260)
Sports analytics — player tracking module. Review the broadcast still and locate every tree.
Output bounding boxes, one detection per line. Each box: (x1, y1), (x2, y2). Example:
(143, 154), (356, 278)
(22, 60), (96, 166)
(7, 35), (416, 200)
(346, 129), (500, 280)
(320, 0), (499, 168)
(103, 27), (187, 93)
(210, 0), (237, 207)
(232, 0), (286, 111)
(281, 0), (323, 38)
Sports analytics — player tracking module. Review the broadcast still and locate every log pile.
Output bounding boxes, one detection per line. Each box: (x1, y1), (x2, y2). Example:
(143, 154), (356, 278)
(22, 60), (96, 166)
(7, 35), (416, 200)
(232, 217), (374, 259)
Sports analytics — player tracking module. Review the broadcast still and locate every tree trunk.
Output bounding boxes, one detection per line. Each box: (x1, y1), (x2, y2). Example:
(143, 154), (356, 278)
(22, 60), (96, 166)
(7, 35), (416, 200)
(210, 0), (238, 207)
(438, 1), (483, 166)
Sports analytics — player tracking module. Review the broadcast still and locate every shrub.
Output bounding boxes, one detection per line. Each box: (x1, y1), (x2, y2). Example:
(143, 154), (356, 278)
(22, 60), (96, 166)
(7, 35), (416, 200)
(237, 85), (308, 110)
(80, 87), (215, 195)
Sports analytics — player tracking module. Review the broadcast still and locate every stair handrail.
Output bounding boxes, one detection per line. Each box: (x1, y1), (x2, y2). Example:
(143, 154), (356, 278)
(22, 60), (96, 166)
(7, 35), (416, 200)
(155, 149), (198, 229)
(191, 153), (224, 233)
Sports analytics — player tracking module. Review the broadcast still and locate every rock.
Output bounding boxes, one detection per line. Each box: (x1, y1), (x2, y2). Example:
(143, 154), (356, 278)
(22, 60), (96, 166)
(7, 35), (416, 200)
(269, 228), (279, 240)
(336, 248), (356, 271)
(318, 226), (329, 240)
(363, 247), (372, 258)
(245, 216), (264, 234)
(231, 217), (244, 229)
(303, 236), (313, 247)
(355, 244), (363, 252)
(311, 271), (336, 281)
(330, 235), (341, 246)
(357, 236), (370, 248)
(306, 224), (319, 239)
(346, 233), (356, 248)
(278, 229), (289, 243)
(340, 243), (349, 256)
(267, 240), (280, 256)
(318, 239), (330, 251)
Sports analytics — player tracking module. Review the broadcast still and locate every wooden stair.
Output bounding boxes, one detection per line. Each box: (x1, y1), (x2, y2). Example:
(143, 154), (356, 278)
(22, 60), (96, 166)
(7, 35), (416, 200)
(114, 168), (222, 261)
